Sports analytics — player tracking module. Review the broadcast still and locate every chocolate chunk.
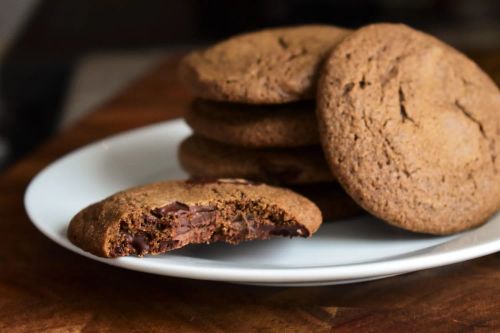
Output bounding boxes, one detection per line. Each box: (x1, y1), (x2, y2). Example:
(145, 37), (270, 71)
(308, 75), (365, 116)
(191, 205), (216, 213)
(172, 212), (214, 238)
(191, 211), (216, 226)
(131, 233), (150, 254)
(151, 201), (190, 217)
(175, 215), (191, 235)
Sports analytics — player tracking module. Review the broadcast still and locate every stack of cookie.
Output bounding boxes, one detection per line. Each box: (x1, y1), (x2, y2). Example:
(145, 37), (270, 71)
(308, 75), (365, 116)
(178, 23), (500, 234)
(68, 23), (500, 259)
(178, 25), (362, 220)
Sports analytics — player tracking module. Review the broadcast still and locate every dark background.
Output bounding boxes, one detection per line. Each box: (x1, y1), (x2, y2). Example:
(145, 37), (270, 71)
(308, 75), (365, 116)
(0, 0), (499, 169)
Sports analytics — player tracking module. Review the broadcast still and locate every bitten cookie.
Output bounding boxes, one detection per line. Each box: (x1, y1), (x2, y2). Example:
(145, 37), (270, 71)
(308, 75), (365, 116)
(179, 25), (350, 104)
(178, 135), (335, 185)
(185, 100), (319, 148)
(317, 23), (500, 234)
(68, 179), (322, 258)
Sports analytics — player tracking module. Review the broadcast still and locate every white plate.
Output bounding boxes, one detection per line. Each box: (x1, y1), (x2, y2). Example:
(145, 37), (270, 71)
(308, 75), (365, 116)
(25, 119), (500, 286)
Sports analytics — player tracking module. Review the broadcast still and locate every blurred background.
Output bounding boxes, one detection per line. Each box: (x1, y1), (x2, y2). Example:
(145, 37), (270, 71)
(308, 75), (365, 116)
(0, 0), (499, 170)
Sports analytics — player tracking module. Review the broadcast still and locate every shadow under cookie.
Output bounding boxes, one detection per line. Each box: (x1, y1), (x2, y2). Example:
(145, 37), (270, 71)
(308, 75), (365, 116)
(290, 182), (365, 221)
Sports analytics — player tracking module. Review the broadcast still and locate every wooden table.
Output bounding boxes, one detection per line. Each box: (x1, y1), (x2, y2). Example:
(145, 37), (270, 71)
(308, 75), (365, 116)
(1, 52), (500, 332)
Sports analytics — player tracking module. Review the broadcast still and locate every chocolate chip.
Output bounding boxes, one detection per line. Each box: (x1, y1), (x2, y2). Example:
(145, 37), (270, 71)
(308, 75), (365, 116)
(151, 201), (189, 217)
(191, 211), (216, 226)
(150, 210), (162, 218)
(173, 211), (214, 236)
(175, 215), (191, 235)
(131, 233), (150, 254)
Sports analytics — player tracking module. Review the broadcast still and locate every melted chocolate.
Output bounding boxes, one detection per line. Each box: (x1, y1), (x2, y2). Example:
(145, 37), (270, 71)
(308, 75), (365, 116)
(131, 233), (150, 254)
(151, 201), (189, 217)
(113, 200), (306, 257)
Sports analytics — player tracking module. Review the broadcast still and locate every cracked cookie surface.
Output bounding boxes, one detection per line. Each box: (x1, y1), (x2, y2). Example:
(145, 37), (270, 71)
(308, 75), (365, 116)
(68, 179), (322, 258)
(179, 25), (349, 104)
(317, 23), (500, 234)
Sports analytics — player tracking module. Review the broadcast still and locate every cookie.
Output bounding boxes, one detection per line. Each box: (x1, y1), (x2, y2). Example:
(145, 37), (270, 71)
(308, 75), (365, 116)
(68, 178), (322, 258)
(185, 100), (319, 148)
(179, 25), (350, 104)
(179, 135), (335, 185)
(291, 183), (364, 221)
(317, 23), (500, 234)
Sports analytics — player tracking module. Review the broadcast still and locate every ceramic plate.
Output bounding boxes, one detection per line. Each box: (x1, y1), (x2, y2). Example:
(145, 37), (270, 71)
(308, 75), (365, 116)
(25, 119), (500, 286)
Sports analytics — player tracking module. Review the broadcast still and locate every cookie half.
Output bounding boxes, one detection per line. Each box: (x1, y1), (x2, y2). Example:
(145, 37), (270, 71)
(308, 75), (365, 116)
(179, 25), (350, 104)
(185, 100), (319, 148)
(68, 179), (322, 258)
(179, 135), (335, 185)
(317, 23), (500, 234)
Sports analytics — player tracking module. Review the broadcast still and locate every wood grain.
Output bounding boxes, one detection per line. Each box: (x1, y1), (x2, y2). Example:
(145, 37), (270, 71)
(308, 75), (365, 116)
(1, 51), (499, 332)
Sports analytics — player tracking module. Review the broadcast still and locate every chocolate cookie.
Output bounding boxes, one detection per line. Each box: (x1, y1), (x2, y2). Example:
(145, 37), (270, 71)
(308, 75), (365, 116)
(179, 25), (350, 104)
(291, 183), (364, 221)
(179, 135), (335, 185)
(68, 179), (322, 258)
(317, 23), (500, 234)
(185, 100), (319, 148)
